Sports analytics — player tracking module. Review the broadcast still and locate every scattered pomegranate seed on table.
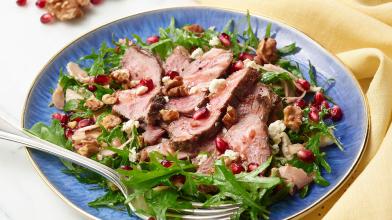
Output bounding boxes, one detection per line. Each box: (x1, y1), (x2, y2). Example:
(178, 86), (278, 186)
(297, 149), (316, 163)
(295, 79), (310, 91)
(35, 0), (46, 8)
(161, 160), (173, 168)
(166, 70), (179, 79)
(230, 163), (245, 174)
(16, 0), (27, 6)
(330, 105), (343, 121)
(146, 35), (160, 44)
(40, 13), (54, 24)
(219, 33), (231, 47)
(139, 79), (154, 91)
(214, 137), (229, 154)
(294, 99), (306, 109)
(313, 91), (325, 105)
(94, 75), (111, 85)
(192, 107), (210, 120)
(247, 163), (259, 172)
(239, 52), (255, 61)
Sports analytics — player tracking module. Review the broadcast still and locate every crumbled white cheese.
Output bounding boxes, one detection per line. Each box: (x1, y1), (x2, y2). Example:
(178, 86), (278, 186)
(96, 154), (103, 161)
(209, 36), (221, 47)
(268, 120), (286, 144)
(122, 119), (140, 134)
(206, 103), (212, 111)
(209, 78), (226, 94)
(189, 86), (199, 95)
(162, 76), (170, 84)
(208, 26), (216, 31)
(190, 48), (204, 59)
(128, 147), (138, 162)
(222, 127), (228, 134)
(223, 150), (239, 160)
(244, 59), (262, 70)
(135, 86), (149, 95)
(310, 86), (323, 93)
(194, 106), (200, 111)
(196, 153), (208, 166)
(164, 96), (169, 102)
(129, 80), (140, 87)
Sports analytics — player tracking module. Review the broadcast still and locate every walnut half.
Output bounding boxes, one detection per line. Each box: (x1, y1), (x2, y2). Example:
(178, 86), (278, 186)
(222, 106), (238, 129)
(162, 76), (189, 97)
(255, 38), (278, 65)
(283, 105), (303, 132)
(100, 114), (122, 130)
(160, 109), (180, 123)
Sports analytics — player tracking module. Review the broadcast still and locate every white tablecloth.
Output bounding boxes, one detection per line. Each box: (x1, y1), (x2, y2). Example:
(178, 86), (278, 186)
(0, 1), (195, 219)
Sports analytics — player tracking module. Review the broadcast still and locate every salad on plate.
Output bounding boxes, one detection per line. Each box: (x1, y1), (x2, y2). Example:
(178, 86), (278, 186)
(29, 12), (344, 220)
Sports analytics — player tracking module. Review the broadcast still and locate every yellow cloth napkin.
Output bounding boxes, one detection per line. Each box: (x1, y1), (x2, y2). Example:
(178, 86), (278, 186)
(198, 0), (392, 219)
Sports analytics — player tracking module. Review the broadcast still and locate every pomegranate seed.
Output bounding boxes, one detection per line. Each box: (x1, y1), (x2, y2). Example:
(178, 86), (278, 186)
(232, 60), (244, 72)
(87, 85), (97, 92)
(309, 108), (320, 122)
(16, 0), (27, 6)
(192, 107), (210, 120)
(35, 0), (46, 8)
(230, 163), (245, 174)
(148, 217), (156, 220)
(139, 79), (154, 91)
(146, 35), (160, 44)
(77, 118), (93, 128)
(40, 13), (54, 24)
(90, 0), (103, 5)
(314, 92), (325, 105)
(120, 165), (132, 170)
(171, 174), (186, 185)
(219, 33), (231, 47)
(65, 128), (74, 139)
(296, 79), (310, 91)
(215, 137), (229, 154)
(321, 100), (330, 109)
(161, 160), (172, 168)
(330, 105), (343, 121)
(297, 149), (316, 163)
(52, 113), (68, 123)
(294, 99), (306, 109)
(73, 117), (82, 122)
(239, 52), (255, 61)
(94, 75), (111, 85)
(166, 70), (179, 79)
(247, 163), (259, 172)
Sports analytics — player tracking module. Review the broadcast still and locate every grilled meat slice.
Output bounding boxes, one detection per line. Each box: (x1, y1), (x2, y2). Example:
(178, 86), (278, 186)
(163, 46), (191, 74)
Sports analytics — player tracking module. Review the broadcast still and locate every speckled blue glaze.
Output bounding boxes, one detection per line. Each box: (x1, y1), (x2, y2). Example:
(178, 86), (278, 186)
(23, 7), (368, 220)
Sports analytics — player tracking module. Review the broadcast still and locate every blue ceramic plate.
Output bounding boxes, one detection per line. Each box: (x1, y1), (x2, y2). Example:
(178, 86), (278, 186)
(22, 7), (369, 220)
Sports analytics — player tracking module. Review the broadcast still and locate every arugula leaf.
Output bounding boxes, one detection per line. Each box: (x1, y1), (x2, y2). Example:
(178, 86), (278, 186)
(242, 11), (259, 50)
(63, 99), (80, 112)
(308, 60), (318, 86)
(265, 23), (272, 38)
(58, 71), (79, 90)
(261, 71), (292, 84)
(89, 190), (125, 208)
(299, 185), (309, 198)
(28, 120), (71, 150)
(278, 43), (297, 56)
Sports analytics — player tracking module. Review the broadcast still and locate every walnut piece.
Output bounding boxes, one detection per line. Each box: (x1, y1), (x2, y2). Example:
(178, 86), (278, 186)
(76, 139), (99, 157)
(222, 106), (238, 128)
(183, 24), (204, 34)
(84, 96), (104, 111)
(102, 94), (117, 105)
(283, 105), (303, 132)
(160, 109), (180, 122)
(162, 76), (189, 97)
(255, 38), (278, 65)
(111, 69), (130, 84)
(46, 0), (90, 21)
(100, 114), (122, 130)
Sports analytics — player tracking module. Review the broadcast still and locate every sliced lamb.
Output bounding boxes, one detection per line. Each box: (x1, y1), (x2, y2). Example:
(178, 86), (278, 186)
(166, 68), (258, 148)
(113, 47), (165, 124)
(163, 46), (191, 74)
(165, 48), (233, 115)
(223, 84), (276, 165)
(278, 165), (313, 190)
(142, 125), (165, 146)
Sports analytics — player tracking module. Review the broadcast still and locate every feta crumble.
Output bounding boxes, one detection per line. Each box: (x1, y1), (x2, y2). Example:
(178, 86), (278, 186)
(122, 119), (140, 134)
(190, 48), (204, 59)
(209, 78), (226, 94)
(268, 120), (286, 144)
(209, 36), (221, 47)
(162, 76), (170, 84)
(189, 86), (199, 94)
(195, 153), (208, 166)
(244, 59), (262, 70)
(135, 85), (148, 95)
(128, 147), (138, 162)
(163, 96), (169, 102)
(223, 150), (239, 160)
(129, 80), (140, 87)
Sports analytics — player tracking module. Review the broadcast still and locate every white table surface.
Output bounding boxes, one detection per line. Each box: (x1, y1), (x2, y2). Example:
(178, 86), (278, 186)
(0, 1), (195, 219)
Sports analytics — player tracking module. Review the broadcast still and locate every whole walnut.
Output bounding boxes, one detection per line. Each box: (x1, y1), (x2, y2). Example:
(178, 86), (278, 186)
(283, 105), (303, 132)
(46, 0), (90, 21)
(255, 38), (278, 65)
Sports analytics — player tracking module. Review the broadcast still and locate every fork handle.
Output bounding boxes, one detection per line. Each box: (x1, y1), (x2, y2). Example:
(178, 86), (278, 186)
(0, 112), (129, 196)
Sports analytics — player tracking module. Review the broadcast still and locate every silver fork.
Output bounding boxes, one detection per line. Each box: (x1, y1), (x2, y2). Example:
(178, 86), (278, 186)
(0, 114), (239, 220)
